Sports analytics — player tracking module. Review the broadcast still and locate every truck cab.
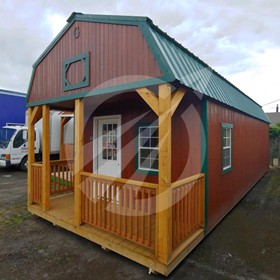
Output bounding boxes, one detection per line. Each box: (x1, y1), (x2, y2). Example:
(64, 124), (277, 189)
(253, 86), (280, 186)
(0, 124), (40, 171)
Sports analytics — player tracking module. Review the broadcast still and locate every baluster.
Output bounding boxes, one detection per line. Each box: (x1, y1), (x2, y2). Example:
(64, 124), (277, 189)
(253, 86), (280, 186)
(135, 189), (139, 242)
(94, 179), (97, 225)
(141, 189), (145, 244)
(107, 183), (112, 231)
(113, 185), (117, 232)
(118, 185), (122, 235)
(123, 185), (127, 237)
(129, 186), (133, 240)
(147, 190), (152, 247)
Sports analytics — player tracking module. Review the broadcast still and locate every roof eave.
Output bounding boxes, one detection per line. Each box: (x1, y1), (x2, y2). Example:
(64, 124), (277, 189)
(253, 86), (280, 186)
(26, 76), (170, 108)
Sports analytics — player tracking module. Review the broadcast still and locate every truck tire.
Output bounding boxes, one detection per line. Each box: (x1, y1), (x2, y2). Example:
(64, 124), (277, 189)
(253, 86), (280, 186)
(19, 157), (28, 172)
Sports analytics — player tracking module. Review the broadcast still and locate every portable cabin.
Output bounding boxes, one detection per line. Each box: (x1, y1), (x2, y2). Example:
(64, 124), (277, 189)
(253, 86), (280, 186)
(26, 13), (269, 276)
(0, 89), (26, 128)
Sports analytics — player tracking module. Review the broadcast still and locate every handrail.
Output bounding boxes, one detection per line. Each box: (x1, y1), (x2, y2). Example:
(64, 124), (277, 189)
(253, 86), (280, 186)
(80, 171), (158, 189)
(31, 163), (43, 167)
(50, 159), (74, 165)
(171, 173), (205, 189)
(31, 159), (74, 167)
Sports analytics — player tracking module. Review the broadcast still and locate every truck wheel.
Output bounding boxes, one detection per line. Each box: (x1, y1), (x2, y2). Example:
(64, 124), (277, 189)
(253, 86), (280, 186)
(19, 157), (28, 172)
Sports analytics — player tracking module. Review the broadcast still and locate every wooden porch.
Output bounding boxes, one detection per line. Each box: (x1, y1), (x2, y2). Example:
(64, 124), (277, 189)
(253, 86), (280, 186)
(28, 159), (205, 275)
(27, 84), (206, 275)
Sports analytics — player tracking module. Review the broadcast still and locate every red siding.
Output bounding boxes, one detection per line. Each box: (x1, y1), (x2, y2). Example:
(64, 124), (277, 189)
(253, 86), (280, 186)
(29, 22), (162, 103)
(84, 92), (158, 183)
(83, 90), (201, 183)
(207, 100), (269, 230)
(171, 91), (201, 181)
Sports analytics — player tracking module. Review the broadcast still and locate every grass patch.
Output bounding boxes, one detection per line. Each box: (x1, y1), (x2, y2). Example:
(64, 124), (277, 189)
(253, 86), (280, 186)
(266, 173), (280, 201)
(8, 211), (31, 225)
(0, 203), (32, 226)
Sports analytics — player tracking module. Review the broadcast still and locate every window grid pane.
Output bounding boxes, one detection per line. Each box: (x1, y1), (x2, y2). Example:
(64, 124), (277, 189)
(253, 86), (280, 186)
(222, 127), (232, 170)
(139, 126), (159, 171)
(102, 122), (118, 161)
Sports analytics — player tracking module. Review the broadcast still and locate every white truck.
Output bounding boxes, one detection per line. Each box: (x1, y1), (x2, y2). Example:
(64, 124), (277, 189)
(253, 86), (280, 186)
(0, 111), (73, 171)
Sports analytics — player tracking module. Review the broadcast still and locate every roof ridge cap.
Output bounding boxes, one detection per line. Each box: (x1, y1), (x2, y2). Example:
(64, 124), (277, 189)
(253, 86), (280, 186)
(67, 12), (151, 24)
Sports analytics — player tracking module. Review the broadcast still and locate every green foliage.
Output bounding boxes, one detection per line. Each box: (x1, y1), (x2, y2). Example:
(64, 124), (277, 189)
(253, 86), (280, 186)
(266, 173), (280, 201)
(269, 123), (280, 139)
(0, 203), (31, 227)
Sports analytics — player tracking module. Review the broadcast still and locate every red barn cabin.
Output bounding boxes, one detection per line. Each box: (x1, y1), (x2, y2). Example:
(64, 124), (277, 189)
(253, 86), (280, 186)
(27, 13), (269, 276)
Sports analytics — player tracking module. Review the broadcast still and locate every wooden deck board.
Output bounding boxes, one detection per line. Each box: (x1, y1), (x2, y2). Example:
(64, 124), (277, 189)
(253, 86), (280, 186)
(28, 193), (205, 276)
(29, 194), (157, 265)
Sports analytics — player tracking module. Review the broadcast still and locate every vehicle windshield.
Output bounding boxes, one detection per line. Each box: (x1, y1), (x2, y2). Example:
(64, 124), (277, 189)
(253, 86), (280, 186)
(0, 128), (16, 148)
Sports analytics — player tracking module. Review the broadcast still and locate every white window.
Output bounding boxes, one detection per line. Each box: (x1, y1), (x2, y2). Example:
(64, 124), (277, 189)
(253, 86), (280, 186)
(138, 126), (158, 171)
(222, 123), (233, 172)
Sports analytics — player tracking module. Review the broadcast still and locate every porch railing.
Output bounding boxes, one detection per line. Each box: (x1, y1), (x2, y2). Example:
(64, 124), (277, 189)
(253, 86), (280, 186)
(31, 159), (74, 205)
(171, 173), (205, 249)
(50, 159), (74, 195)
(31, 163), (42, 204)
(80, 172), (157, 249)
(30, 164), (205, 251)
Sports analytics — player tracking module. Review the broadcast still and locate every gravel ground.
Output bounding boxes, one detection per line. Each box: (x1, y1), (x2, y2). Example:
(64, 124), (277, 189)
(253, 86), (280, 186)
(0, 166), (279, 280)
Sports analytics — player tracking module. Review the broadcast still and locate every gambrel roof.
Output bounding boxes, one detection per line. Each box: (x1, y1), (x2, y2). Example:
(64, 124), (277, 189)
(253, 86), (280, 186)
(27, 12), (269, 123)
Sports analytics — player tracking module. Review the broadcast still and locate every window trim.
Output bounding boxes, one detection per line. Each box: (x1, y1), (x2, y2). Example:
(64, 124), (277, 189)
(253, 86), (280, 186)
(63, 52), (89, 91)
(221, 123), (233, 174)
(135, 122), (159, 175)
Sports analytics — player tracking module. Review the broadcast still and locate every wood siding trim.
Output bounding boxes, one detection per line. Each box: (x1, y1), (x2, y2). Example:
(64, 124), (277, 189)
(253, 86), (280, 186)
(200, 98), (209, 232)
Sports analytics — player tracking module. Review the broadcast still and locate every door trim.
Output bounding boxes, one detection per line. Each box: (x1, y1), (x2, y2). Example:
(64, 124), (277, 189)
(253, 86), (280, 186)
(93, 115), (122, 176)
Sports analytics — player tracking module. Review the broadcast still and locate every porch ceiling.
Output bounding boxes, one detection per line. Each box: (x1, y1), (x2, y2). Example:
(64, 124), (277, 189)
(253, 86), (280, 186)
(50, 99), (75, 111)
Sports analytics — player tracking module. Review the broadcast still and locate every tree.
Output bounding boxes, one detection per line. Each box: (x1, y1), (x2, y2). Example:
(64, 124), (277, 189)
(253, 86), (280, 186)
(269, 123), (280, 140)
(269, 123), (280, 166)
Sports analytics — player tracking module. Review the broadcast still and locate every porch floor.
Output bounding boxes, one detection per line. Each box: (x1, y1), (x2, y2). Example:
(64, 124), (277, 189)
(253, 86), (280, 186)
(28, 193), (205, 276)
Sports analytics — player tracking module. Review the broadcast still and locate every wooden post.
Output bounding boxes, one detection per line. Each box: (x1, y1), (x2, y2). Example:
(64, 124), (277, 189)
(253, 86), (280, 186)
(74, 99), (84, 226)
(41, 105), (50, 211)
(136, 85), (185, 263)
(156, 83), (173, 264)
(60, 118), (65, 159)
(28, 106), (43, 206)
(27, 108), (35, 206)
(60, 116), (72, 159)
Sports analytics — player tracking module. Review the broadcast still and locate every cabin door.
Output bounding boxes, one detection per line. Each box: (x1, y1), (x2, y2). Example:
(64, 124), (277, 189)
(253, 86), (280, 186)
(94, 116), (121, 177)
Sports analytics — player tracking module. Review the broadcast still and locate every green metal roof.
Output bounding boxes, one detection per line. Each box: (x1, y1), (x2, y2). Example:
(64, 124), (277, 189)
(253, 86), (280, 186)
(142, 21), (269, 123)
(71, 13), (269, 123)
(28, 13), (269, 123)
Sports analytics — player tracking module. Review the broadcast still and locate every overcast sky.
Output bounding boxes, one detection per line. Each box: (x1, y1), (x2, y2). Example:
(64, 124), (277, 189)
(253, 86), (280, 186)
(0, 0), (279, 112)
